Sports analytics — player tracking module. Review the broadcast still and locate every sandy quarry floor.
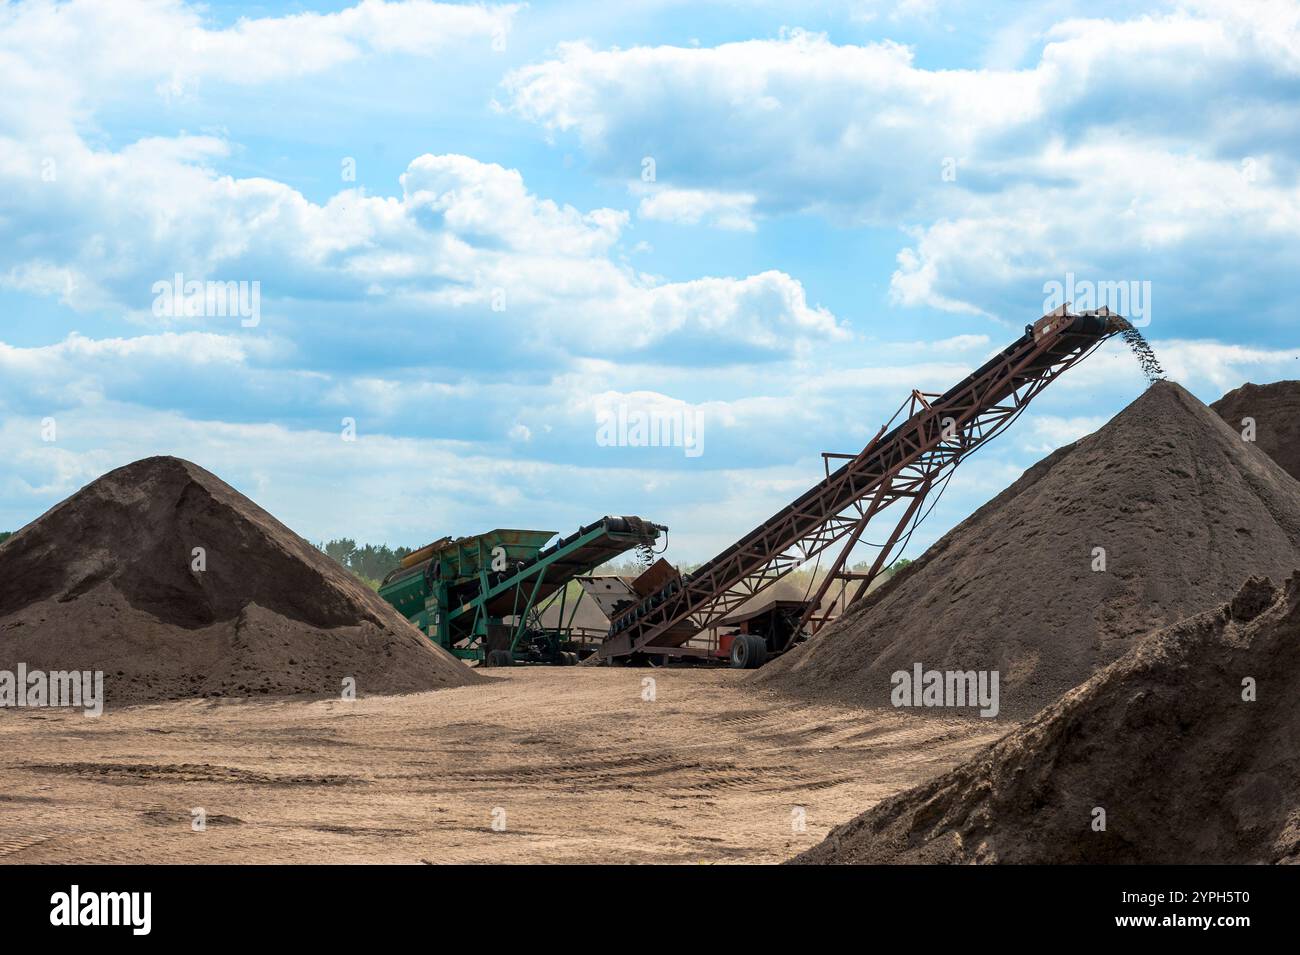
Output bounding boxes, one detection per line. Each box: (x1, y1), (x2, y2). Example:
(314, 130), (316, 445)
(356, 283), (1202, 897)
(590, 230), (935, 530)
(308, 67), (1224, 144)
(0, 668), (1006, 864)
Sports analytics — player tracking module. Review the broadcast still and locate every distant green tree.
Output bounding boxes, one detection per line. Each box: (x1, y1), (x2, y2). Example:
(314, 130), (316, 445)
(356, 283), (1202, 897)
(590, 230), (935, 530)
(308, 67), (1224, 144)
(0, 531), (11, 545)
(350, 543), (413, 584)
(319, 539), (414, 589)
(323, 537), (358, 565)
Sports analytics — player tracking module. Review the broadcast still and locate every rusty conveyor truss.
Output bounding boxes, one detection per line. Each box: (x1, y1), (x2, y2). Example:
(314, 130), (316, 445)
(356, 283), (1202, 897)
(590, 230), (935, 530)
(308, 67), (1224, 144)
(597, 307), (1125, 661)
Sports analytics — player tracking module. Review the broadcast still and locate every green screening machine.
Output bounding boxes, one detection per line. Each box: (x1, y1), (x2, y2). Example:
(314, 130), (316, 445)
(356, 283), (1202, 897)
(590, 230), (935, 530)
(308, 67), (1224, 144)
(378, 516), (666, 666)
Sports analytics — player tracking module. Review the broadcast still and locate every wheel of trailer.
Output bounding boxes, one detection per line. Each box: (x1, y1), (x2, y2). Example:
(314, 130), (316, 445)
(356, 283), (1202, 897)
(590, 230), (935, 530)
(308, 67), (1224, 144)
(730, 635), (767, 669)
(557, 651), (578, 666)
(486, 650), (513, 668)
(729, 635), (751, 669)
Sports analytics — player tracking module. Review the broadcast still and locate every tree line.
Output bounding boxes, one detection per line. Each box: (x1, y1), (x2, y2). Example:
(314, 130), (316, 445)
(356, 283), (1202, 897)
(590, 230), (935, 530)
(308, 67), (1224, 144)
(318, 539), (414, 588)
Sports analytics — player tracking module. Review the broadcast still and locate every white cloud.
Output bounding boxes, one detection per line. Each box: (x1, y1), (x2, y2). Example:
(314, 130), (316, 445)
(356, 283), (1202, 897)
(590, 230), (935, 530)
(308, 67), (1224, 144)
(0, 0), (519, 128)
(888, 139), (1300, 319)
(504, 30), (1043, 220)
(507, 13), (1300, 215)
(402, 153), (627, 257)
(0, 134), (841, 360)
(504, 10), (1300, 323)
(636, 185), (758, 231)
(1019, 414), (1109, 454)
(929, 334), (990, 353)
(0, 2), (843, 366)
(1151, 340), (1300, 394)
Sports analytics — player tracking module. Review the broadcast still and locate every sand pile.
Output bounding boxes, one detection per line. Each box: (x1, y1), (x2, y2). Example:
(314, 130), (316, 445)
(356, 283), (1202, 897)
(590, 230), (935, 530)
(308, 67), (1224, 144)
(1212, 380), (1300, 482)
(0, 457), (478, 705)
(792, 574), (1300, 864)
(755, 381), (1300, 717)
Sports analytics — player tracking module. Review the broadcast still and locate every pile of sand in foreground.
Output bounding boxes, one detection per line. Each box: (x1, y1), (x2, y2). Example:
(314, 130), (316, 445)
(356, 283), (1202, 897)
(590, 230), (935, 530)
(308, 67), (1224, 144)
(0, 456), (479, 705)
(755, 381), (1300, 717)
(1212, 380), (1300, 483)
(791, 574), (1300, 864)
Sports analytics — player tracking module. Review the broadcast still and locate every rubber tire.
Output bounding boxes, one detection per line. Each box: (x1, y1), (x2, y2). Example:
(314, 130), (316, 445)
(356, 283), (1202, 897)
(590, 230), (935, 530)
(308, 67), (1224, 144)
(729, 635), (752, 669)
(730, 635), (767, 670)
(486, 649), (513, 668)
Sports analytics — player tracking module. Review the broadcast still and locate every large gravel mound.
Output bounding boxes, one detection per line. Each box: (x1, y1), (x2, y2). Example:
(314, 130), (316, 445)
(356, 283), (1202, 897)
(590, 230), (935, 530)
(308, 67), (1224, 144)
(756, 381), (1300, 717)
(0, 456), (479, 705)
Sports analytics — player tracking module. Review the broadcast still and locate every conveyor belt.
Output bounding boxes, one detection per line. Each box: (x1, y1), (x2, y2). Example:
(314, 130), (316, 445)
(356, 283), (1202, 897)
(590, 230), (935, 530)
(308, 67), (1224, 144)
(599, 309), (1123, 659)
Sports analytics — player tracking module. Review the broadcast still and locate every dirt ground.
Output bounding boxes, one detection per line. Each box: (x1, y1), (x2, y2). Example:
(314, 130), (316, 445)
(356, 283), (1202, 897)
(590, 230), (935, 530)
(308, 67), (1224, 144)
(0, 667), (1004, 864)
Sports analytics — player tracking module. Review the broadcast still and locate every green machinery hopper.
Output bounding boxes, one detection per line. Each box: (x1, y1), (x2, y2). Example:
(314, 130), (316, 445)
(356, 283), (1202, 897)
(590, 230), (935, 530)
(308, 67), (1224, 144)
(379, 516), (666, 666)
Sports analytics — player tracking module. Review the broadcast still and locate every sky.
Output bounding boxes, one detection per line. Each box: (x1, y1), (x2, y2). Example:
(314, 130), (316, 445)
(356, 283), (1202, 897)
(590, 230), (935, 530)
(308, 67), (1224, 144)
(1, 0), (1298, 567)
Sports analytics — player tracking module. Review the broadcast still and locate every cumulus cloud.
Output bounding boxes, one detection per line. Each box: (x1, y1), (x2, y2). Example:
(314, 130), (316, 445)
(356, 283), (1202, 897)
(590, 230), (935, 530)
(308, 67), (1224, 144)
(636, 185), (758, 231)
(0, 0), (518, 129)
(889, 139), (1300, 322)
(504, 31), (1043, 219)
(505, 13), (1300, 215)
(0, 135), (841, 361)
(0, 5), (842, 361)
(504, 8), (1300, 322)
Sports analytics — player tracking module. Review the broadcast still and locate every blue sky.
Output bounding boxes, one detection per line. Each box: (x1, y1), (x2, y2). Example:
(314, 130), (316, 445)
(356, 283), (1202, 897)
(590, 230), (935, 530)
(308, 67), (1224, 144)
(2, 0), (1298, 564)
